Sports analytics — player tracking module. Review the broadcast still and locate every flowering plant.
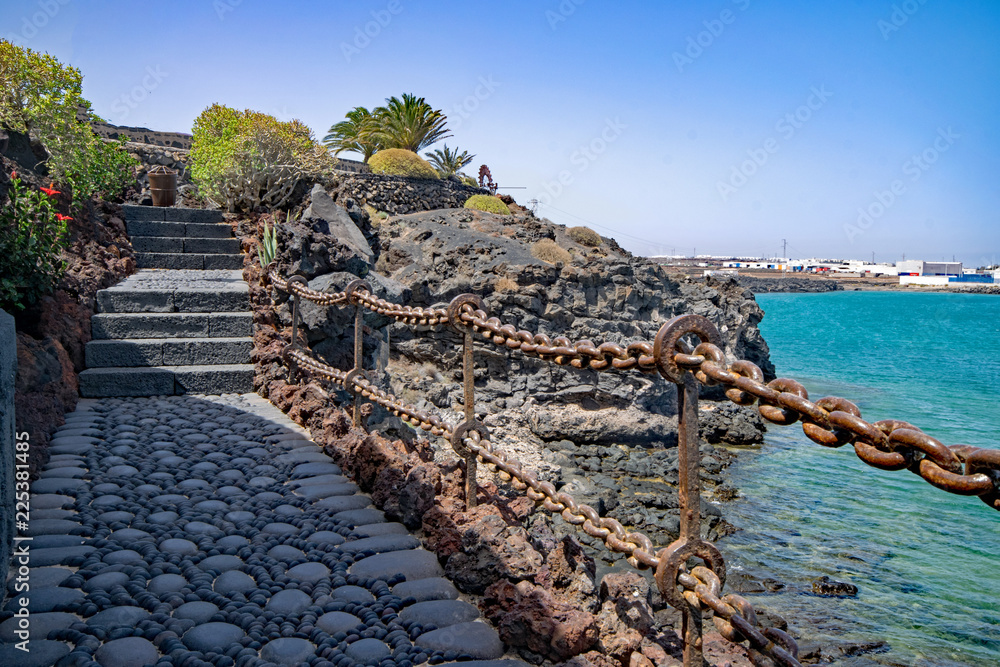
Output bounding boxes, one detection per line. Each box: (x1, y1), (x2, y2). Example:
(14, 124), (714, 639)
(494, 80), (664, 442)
(0, 171), (69, 311)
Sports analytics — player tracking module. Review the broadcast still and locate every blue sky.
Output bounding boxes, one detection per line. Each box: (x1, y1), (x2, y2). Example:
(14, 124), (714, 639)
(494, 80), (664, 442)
(4, 0), (999, 266)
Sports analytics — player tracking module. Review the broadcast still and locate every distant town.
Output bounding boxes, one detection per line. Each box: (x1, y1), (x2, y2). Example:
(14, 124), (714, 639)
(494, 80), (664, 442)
(648, 255), (1000, 286)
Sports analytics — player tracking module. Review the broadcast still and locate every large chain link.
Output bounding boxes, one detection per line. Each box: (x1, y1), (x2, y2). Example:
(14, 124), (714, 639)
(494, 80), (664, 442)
(283, 343), (799, 666)
(271, 270), (999, 511)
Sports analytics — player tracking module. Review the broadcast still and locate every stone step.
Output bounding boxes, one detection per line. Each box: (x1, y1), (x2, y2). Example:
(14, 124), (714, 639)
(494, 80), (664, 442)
(123, 205), (225, 224)
(131, 237), (242, 254)
(136, 253), (243, 270)
(97, 286), (249, 313)
(85, 337), (252, 367)
(79, 364), (254, 397)
(91, 313), (252, 339)
(126, 220), (234, 239)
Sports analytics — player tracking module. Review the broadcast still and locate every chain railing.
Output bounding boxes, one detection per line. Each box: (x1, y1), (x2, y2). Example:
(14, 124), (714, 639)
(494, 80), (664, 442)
(264, 265), (1000, 667)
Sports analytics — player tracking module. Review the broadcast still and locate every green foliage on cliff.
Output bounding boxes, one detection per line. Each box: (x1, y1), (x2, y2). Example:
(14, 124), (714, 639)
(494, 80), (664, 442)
(0, 40), (137, 206)
(425, 144), (474, 178)
(368, 148), (439, 179)
(0, 173), (68, 311)
(190, 104), (334, 211)
(464, 194), (510, 214)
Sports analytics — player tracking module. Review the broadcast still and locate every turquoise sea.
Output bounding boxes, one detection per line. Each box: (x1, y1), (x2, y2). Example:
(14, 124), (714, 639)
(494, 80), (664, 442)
(719, 292), (1000, 666)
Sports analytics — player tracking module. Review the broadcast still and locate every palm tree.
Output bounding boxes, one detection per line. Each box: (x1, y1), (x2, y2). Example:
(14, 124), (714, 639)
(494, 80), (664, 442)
(425, 144), (475, 178)
(371, 94), (451, 153)
(323, 107), (380, 163)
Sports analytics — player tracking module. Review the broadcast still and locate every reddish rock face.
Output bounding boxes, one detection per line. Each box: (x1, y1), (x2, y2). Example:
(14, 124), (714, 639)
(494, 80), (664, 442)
(482, 579), (598, 660)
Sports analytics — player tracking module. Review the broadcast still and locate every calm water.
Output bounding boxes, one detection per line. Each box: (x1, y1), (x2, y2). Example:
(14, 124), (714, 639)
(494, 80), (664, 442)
(720, 292), (1000, 666)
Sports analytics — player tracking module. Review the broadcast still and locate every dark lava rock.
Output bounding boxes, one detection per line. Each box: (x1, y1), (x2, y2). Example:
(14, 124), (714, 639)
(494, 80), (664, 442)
(345, 638), (391, 664)
(400, 600), (480, 628)
(268, 545), (307, 561)
(214, 570), (256, 595)
(317, 611), (364, 635)
(174, 601), (220, 624)
(31, 545), (96, 566)
(0, 639), (70, 667)
(94, 636), (159, 667)
(104, 550), (144, 565)
(415, 621), (504, 659)
(812, 575), (859, 597)
(332, 585), (376, 604)
(183, 622), (245, 652)
(3, 586), (84, 613)
(392, 578), (460, 604)
(84, 572), (130, 592)
(0, 611), (76, 641)
(260, 637), (317, 665)
(339, 534), (420, 554)
(87, 606), (151, 629)
(9, 567), (71, 592)
(286, 562), (331, 583)
(159, 538), (198, 555)
(198, 554), (243, 573)
(313, 495), (371, 512)
(265, 589), (312, 615)
(349, 550), (444, 581)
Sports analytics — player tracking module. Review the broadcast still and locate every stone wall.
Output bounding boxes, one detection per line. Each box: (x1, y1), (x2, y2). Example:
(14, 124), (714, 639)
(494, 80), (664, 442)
(123, 141), (192, 204)
(0, 309), (15, 596)
(330, 172), (487, 214)
(90, 120), (192, 149)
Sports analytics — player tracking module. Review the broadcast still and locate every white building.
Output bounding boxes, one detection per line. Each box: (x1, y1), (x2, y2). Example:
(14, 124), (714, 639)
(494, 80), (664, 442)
(896, 260), (962, 276)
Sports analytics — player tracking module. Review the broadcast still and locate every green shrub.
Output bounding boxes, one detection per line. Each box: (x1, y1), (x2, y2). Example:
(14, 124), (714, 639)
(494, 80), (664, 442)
(568, 226), (602, 247)
(191, 104), (334, 212)
(460, 175), (478, 187)
(368, 148), (438, 179)
(464, 194), (510, 214)
(258, 219), (277, 267)
(0, 40), (138, 207)
(531, 239), (571, 265)
(0, 171), (69, 311)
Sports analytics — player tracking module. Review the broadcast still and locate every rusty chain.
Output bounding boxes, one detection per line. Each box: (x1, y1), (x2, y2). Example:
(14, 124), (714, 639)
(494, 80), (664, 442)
(269, 270), (1000, 511)
(282, 340), (800, 666)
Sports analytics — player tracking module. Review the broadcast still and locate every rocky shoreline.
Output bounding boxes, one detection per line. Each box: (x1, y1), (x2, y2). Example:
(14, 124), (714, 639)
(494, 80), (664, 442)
(737, 274), (1000, 295)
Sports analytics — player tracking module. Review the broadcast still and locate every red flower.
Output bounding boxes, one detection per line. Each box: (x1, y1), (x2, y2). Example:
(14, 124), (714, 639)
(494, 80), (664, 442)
(40, 186), (61, 197)
(9, 171), (16, 180)
(55, 214), (73, 222)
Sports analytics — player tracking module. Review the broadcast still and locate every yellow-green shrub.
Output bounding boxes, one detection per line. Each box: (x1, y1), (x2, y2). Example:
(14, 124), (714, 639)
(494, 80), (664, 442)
(368, 148), (438, 179)
(464, 194), (510, 214)
(532, 239), (571, 265)
(0, 40), (137, 205)
(190, 104), (333, 212)
(568, 226), (602, 247)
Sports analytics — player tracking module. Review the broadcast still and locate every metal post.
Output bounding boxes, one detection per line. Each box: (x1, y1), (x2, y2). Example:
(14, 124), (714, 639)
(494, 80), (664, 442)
(289, 291), (301, 384)
(677, 372), (703, 667)
(352, 303), (363, 427)
(463, 330), (478, 508)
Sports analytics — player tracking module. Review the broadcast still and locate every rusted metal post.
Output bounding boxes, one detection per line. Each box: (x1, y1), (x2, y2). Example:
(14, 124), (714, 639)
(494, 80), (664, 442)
(463, 329), (478, 508)
(677, 372), (703, 667)
(288, 285), (302, 385)
(352, 302), (363, 427)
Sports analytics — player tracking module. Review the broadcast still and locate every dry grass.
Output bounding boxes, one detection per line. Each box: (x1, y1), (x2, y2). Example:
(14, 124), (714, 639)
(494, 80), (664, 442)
(494, 276), (518, 292)
(568, 225), (602, 247)
(532, 239), (572, 265)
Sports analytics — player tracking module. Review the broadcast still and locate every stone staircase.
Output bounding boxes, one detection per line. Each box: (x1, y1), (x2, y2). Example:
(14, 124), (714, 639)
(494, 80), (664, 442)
(78, 205), (254, 397)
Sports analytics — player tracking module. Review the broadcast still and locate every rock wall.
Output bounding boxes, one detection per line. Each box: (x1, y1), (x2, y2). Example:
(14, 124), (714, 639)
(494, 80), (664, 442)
(122, 141), (193, 206)
(736, 276), (842, 293)
(89, 119), (192, 149)
(0, 309), (15, 595)
(329, 172), (488, 215)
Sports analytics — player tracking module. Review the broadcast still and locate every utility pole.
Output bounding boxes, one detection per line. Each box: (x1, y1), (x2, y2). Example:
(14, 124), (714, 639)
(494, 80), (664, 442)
(782, 238), (787, 260)
(872, 251), (875, 264)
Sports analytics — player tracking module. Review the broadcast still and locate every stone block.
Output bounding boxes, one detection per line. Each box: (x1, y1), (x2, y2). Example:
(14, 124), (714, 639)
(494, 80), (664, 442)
(132, 236), (184, 253)
(184, 222), (233, 238)
(85, 340), (164, 367)
(91, 313), (210, 339)
(79, 368), (175, 397)
(173, 288), (248, 313)
(97, 289), (174, 313)
(184, 238), (240, 253)
(203, 254), (244, 270)
(173, 364), (254, 395)
(126, 220), (185, 237)
(136, 252), (204, 270)
(166, 208), (225, 224)
(161, 337), (251, 365)
(208, 313), (252, 337)
(123, 205), (166, 221)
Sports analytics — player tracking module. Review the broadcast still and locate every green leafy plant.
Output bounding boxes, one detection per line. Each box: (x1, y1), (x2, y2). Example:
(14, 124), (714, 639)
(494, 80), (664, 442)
(323, 107), (381, 163)
(258, 219), (277, 267)
(425, 144), (475, 178)
(0, 40), (138, 207)
(370, 94), (450, 152)
(190, 104), (334, 212)
(368, 148), (439, 179)
(0, 171), (69, 311)
(464, 194), (510, 214)
(568, 226), (602, 247)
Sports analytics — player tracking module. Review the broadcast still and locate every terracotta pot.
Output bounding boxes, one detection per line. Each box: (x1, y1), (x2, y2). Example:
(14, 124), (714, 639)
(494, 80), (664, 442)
(148, 166), (177, 207)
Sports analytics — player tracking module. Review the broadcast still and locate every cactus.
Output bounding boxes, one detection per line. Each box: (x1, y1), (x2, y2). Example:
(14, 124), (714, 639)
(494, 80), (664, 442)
(258, 220), (277, 267)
